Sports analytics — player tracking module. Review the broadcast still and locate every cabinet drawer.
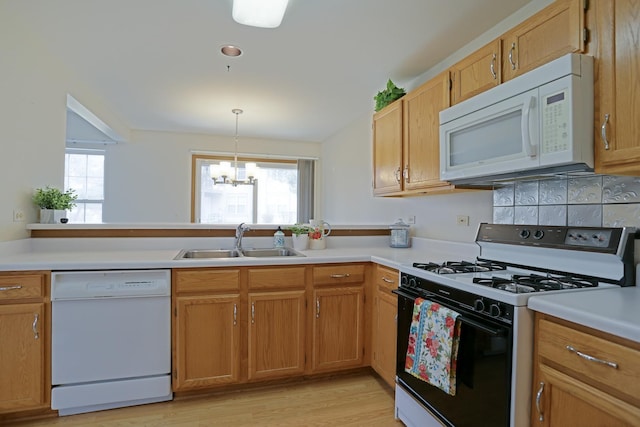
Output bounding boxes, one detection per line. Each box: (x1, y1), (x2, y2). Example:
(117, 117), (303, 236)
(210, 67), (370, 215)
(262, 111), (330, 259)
(0, 274), (45, 301)
(375, 265), (398, 291)
(313, 264), (365, 286)
(175, 269), (240, 293)
(538, 318), (640, 402)
(248, 267), (306, 290)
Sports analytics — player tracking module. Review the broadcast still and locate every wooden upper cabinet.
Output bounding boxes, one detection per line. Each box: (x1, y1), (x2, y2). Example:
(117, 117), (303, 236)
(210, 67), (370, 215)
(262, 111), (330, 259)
(450, 39), (501, 105)
(372, 100), (403, 195)
(403, 71), (451, 191)
(593, 0), (640, 175)
(502, 0), (586, 82)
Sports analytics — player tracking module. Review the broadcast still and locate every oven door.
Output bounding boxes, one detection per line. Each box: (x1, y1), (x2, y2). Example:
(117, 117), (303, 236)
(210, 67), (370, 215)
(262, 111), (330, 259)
(395, 288), (512, 427)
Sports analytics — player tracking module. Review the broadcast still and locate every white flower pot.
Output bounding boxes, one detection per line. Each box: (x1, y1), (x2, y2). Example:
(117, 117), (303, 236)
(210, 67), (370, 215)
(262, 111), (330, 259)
(40, 209), (67, 224)
(291, 234), (309, 251)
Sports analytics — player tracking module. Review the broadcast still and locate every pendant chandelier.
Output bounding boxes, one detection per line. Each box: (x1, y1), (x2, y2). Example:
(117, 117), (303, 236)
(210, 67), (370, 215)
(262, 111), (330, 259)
(210, 109), (257, 186)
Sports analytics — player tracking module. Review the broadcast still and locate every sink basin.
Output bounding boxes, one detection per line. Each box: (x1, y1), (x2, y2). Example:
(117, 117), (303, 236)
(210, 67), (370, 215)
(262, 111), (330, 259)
(241, 247), (305, 257)
(174, 249), (242, 259)
(174, 247), (305, 259)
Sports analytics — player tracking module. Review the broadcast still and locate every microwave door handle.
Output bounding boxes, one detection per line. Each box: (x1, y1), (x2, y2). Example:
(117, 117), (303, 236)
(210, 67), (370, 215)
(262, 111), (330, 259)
(521, 96), (537, 157)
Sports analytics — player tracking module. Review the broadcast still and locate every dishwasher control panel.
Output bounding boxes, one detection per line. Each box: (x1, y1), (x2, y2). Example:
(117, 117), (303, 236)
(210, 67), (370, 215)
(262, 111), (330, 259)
(52, 270), (171, 300)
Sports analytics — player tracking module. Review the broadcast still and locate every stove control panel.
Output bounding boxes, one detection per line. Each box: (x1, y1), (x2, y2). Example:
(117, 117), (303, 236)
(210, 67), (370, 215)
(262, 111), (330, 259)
(566, 228), (612, 248)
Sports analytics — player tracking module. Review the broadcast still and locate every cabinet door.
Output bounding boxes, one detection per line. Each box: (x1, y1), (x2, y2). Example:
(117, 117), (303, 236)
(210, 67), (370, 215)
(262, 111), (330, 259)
(174, 294), (240, 391)
(502, 0), (585, 81)
(593, 0), (640, 174)
(372, 100), (403, 195)
(403, 71), (451, 191)
(372, 289), (397, 388)
(312, 287), (364, 372)
(0, 303), (45, 412)
(532, 364), (640, 427)
(248, 290), (305, 381)
(450, 39), (501, 105)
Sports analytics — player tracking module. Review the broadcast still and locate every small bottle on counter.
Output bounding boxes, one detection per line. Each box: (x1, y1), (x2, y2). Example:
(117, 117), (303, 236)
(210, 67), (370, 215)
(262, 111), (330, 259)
(274, 226), (285, 248)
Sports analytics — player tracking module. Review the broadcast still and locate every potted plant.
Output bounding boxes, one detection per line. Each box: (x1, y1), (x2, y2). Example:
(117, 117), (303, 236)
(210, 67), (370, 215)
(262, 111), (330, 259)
(374, 79), (406, 112)
(33, 186), (77, 224)
(288, 224), (313, 250)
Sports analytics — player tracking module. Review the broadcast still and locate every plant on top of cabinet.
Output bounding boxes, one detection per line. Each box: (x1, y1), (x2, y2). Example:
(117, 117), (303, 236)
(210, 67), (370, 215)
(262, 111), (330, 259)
(374, 79), (406, 112)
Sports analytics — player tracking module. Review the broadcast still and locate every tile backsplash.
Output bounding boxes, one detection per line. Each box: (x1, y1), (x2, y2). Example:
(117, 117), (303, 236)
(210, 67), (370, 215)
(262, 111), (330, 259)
(493, 175), (640, 227)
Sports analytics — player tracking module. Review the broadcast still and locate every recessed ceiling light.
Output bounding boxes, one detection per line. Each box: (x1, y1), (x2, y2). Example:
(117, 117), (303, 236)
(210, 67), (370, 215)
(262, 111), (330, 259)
(221, 45), (243, 57)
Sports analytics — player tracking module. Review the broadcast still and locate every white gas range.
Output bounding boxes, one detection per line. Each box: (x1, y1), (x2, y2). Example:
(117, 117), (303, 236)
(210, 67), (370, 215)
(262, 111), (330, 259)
(395, 223), (636, 427)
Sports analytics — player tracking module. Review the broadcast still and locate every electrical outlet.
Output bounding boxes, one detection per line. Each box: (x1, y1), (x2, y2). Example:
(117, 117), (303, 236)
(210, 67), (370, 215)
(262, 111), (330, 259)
(407, 215), (416, 224)
(13, 209), (25, 222)
(456, 215), (469, 226)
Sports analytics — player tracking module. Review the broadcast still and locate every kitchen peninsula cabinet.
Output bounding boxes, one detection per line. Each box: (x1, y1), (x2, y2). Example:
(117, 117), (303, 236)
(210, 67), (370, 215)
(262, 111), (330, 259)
(531, 313), (640, 426)
(371, 265), (398, 388)
(0, 271), (49, 414)
(501, 0), (586, 82)
(311, 264), (366, 372)
(247, 267), (306, 381)
(592, 0), (640, 175)
(450, 39), (501, 105)
(173, 269), (241, 391)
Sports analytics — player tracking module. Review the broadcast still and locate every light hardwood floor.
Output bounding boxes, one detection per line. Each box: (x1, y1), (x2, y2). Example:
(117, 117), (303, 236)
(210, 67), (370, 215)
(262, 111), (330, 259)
(8, 374), (403, 427)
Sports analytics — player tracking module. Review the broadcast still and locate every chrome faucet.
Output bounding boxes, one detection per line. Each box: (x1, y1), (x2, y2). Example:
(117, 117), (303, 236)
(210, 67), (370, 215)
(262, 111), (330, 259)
(234, 222), (251, 251)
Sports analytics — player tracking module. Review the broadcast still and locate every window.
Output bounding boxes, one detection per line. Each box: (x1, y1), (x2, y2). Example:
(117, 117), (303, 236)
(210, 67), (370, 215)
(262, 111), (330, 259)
(64, 148), (104, 223)
(193, 155), (314, 224)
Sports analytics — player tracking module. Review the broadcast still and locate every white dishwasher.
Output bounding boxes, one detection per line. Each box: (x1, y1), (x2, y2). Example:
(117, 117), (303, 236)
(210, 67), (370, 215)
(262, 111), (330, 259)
(51, 269), (172, 416)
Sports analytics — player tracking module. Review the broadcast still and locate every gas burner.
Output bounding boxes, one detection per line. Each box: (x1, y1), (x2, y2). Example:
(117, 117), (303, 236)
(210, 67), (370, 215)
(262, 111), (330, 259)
(472, 273), (598, 293)
(413, 260), (506, 274)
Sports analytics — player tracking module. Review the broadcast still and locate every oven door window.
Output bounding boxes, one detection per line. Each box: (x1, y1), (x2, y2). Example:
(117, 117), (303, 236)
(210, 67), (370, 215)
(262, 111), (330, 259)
(396, 292), (512, 427)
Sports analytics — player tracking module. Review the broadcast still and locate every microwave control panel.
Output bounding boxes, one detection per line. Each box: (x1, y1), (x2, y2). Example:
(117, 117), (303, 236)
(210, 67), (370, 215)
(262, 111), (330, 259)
(541, 89), (569, 154)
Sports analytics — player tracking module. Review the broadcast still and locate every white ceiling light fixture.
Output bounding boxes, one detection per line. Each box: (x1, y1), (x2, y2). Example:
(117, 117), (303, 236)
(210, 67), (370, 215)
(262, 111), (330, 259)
(232, 0), (289, 28)
(210, 109), (258, 186)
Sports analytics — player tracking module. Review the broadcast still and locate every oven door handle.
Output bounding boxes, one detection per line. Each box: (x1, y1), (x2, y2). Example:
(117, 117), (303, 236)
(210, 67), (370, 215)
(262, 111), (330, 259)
(458, 316), (504, 336)
(393, 288), (505, 337)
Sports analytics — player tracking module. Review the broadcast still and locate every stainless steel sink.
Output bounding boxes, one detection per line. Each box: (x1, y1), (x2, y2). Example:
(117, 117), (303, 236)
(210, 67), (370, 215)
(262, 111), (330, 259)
(174, 247), (304, 259)
(174, 249), (242, 259)
(241, 247), (304, 257)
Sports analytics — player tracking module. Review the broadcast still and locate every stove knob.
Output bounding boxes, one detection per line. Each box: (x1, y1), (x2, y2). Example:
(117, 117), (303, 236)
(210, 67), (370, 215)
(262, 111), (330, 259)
(489, 303), (502, 318)
(400, 275), (408, 286)
(473, 299), (485, 312)
(533, 229), (544, 240)
(408, 277), (417, 288)
(519, 229), (530, 239)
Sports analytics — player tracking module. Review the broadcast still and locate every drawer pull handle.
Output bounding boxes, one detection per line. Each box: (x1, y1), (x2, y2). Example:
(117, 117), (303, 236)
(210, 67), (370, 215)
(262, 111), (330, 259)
(0, 285), (22, 291)
(330, 274), (350, 279)
(535, 381), (544, 422)
(566, 345), (618, 369)
(316, 298), (320, 318)
(382, 277), (394, 284)
(32, 313), (39, 340)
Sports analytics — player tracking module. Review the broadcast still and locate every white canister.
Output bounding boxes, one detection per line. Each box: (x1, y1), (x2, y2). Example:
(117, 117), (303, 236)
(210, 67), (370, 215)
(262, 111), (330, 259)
(389, 219), (411, 248)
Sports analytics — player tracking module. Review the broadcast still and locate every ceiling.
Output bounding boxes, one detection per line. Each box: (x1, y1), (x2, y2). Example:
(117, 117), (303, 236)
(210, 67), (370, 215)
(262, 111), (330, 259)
(12, 0), (531, 142)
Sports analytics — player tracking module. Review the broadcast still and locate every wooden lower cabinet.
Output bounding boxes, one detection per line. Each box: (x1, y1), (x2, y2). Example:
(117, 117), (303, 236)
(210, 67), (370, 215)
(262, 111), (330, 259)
(248, 290), (305, 380)
(174, 294), (241, 389)
(531, 313), (640, 426)
(0, 271), (49, 415)
(371, 265), (398, 388)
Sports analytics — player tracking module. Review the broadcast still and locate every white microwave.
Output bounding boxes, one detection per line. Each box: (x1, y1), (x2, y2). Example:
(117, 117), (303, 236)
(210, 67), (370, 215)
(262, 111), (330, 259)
(439, 53), (594, 185)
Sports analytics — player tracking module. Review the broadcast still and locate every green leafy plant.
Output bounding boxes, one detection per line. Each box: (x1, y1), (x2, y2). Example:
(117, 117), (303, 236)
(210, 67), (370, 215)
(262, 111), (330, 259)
(287, 224), (313, 236)
(33, 186), (78, 210)
(374, 79), (406, 112)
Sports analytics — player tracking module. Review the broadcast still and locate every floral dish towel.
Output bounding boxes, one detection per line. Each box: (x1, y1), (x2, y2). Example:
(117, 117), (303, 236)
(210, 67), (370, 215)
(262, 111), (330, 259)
(405, 297), (462, 396)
